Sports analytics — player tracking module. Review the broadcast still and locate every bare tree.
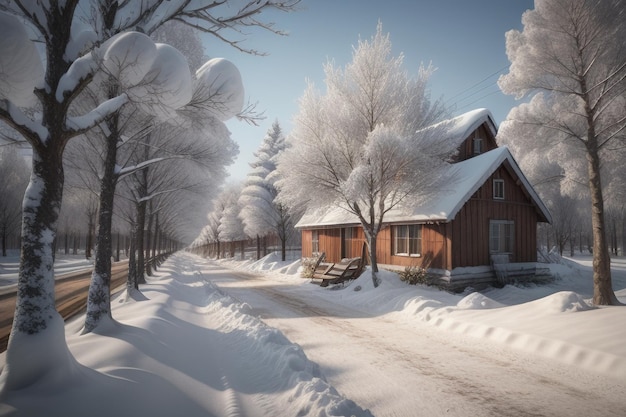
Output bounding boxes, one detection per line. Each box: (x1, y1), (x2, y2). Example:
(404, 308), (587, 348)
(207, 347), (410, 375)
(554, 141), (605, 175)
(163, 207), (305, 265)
(277, 23), (451, 286)
(498, 0), (626, 305)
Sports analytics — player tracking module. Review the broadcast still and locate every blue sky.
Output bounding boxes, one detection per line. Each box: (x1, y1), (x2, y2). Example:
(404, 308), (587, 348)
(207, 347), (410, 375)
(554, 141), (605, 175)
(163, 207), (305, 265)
(202, 0), (535, 181)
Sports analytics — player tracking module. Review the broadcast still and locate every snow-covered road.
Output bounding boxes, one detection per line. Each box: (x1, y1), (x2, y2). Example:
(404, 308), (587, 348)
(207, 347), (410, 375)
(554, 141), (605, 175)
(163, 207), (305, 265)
(208, 265), (625, 417)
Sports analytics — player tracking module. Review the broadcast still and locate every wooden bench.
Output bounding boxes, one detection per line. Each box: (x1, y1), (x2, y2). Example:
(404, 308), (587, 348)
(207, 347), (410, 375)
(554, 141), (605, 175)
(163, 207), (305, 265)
(313, 243), (367, 287)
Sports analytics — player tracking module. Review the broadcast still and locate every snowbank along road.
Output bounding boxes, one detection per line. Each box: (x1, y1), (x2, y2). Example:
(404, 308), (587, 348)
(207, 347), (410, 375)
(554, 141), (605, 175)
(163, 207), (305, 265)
(205, 264), (625, 417)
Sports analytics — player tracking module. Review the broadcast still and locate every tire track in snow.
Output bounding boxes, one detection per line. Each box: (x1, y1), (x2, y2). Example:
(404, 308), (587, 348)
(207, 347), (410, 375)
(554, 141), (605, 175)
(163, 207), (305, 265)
(212, 269), (626, 417)
(218, 372), (243, 417)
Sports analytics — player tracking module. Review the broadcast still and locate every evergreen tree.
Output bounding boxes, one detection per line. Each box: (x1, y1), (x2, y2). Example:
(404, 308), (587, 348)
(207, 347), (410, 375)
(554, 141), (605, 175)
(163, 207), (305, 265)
(240, 121), (294, 261)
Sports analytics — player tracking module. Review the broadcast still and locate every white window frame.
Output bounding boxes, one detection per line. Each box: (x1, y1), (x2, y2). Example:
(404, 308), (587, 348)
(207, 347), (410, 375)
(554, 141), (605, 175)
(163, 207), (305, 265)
(473, 138), (483, 155)
(311, 230), (319, 254)
(393, 224), (422, 257)
(489, 220), (514, 254)
(493, 179), (505, 200)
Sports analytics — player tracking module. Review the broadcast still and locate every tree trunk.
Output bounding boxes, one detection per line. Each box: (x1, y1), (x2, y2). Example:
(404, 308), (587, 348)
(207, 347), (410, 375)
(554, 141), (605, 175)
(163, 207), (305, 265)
(5, 150), (69, 390)
(362, 227), (379, 287)
(127, 224), (138, 291)
(72, 232), (78, 255)
(579, 229), (582, 254)
(84, 121), (119, 333)
(622, 210), (626, 257)
(152, 213), (159, 259)
(279, 221), (287, 262)
(145, 203), (154, 277)
(281, 237), (286, 262)
(263, 235), (267, 257)
(85, 211), (94, 259)
(586, 141), (619, 305)
(135, 200), (147, 285)
(612, 218), (618, 256)
(1, 226), (6, 257)
(115, 231), (120, 262)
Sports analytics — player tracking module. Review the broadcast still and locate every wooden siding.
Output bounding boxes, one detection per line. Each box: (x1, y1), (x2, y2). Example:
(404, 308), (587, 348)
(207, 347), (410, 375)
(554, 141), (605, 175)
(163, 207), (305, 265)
(301, 227), (364, 263)
(376, 224), (448, 270)
(450, 163), (539, 268)
(302, 230), (313, 257)
(301, 163), (540, 270)
(453, 124), (498, 162)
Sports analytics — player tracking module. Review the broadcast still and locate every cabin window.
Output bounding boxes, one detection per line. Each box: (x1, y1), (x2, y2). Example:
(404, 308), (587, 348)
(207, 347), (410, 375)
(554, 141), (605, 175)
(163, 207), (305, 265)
(341, 227), (356, 258)
(393, 224), (422, 257)
(493, 179), (505, 200)
(489, 220), (514, 254)
(311, 230), (319, 253)
(473, 138), (483, 155)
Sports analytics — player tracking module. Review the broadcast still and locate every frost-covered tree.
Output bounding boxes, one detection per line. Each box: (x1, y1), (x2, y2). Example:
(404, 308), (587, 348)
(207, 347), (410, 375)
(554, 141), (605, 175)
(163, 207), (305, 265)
(240, 120), (295, 261)
(498, 0), (626, 305)
(0, 0), (298, 392)
(202, 185), (241, 258)
(277, 23), (451, 286)
(219, 184), (246, 257)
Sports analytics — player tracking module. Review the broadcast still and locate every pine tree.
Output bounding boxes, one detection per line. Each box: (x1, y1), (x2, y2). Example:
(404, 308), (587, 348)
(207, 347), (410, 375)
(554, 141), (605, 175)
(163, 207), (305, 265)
(240, 121), (294, 261)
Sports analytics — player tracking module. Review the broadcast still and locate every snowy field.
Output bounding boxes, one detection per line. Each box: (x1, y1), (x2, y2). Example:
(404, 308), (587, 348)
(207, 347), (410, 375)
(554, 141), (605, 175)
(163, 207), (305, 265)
(1, 251), (625, 416)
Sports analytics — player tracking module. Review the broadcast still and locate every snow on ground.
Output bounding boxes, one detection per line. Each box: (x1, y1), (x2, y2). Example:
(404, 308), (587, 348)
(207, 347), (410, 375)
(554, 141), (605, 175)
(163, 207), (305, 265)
(1, 250), (625, 416)
(0, 252), (371, 417)
(0, 251), (94, 292)
(225, 251), (626, 381)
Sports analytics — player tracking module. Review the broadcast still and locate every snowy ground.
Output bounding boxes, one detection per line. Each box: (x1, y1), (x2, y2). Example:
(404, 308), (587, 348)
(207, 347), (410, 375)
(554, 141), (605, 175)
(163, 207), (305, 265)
(0, 250), (94, 293)
(0, 251), (625, 416)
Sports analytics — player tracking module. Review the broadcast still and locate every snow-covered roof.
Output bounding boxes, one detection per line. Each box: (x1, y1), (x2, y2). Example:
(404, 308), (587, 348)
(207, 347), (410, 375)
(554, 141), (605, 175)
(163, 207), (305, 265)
(417, 108), (497, 147)
(296, 146), (552, 228)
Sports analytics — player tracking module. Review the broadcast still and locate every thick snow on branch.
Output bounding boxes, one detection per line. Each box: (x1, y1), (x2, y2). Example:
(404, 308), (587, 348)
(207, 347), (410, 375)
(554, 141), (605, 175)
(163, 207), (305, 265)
(194, 58), (245, 121)
(103, 32), (158, 87)
(115, 157), (166, 178)
(66, 94), (129, 133)
(131, 43), (193, 120)
(0, 12), (44, 108)
(56, 52), (99, 103)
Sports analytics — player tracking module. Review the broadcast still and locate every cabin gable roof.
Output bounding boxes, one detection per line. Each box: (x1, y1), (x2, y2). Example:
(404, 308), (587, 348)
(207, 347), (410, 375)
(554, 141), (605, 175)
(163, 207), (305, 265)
(295, 109), (551, 229)
(296, 146), (552, 229)
(419, 108), (497, 149)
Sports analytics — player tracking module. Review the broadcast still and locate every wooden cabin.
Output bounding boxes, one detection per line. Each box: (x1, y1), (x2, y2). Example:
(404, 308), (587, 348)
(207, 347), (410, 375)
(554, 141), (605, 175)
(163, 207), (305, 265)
(296, 109), (552, 291)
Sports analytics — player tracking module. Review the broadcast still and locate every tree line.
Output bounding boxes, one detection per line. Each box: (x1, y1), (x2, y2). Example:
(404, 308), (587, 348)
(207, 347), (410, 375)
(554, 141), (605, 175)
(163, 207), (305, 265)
(0, 0), (299, 392)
